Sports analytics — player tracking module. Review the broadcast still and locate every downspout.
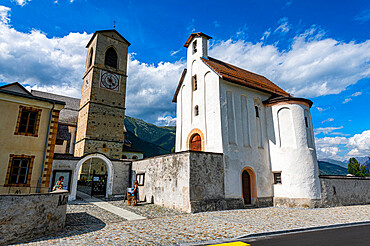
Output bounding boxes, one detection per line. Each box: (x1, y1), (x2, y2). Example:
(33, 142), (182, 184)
(37, 102), (55, 193)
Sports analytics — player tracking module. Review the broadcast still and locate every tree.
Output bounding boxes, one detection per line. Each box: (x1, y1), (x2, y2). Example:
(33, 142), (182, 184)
(348, 158), (369, 177)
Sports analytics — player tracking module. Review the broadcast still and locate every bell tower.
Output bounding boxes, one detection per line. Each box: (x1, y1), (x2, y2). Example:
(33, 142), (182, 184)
(74, 30), (130, 159)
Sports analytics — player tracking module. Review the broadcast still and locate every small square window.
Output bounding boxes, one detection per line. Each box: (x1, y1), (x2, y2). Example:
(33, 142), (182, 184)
(136, 173), (145, 186)
(273, 172), (282, 184)
(15, 106), (41, 137)
(5, 155), (35, 187)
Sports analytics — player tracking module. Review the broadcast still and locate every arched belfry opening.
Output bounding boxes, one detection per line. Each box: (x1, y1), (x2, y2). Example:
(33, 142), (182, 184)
(88, 48), (94, 68)
(105, 47), (118, 68)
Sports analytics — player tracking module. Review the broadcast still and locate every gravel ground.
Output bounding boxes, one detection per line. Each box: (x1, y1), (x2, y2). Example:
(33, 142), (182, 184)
(17, 204), (370, 246)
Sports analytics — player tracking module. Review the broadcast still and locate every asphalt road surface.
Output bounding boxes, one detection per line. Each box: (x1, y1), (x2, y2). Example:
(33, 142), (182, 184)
(204, 223), (370, 246)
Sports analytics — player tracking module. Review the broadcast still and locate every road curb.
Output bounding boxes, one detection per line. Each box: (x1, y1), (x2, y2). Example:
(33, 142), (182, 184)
(185, 221), (370, 245)
(236, 220), (370, 239)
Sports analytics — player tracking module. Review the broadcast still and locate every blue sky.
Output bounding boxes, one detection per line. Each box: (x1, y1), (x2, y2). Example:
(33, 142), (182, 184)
(0, 0), (369, 161)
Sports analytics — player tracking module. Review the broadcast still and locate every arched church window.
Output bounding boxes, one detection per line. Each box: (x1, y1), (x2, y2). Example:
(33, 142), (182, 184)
(255, 106), (259, 118)
(194, 105), (199, 116)
(88, 48), (94, 68)
(122, 155), (128, 159)
(193, 75), (197, 91)
(105, 47), (118, 68)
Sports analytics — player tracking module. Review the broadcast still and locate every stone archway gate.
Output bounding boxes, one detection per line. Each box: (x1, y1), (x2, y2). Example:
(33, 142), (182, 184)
(51, 153), (132, 201)
(70, 153), (114, 200)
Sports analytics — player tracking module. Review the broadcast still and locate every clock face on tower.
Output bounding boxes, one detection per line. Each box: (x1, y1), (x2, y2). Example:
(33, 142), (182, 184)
(100, 70), (120, 91)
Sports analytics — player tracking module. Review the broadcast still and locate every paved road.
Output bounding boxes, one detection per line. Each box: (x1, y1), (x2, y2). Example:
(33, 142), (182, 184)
(205, 223), (370, 246)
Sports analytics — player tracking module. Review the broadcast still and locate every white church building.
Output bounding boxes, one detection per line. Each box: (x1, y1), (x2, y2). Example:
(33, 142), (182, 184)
(172, 33), (321, 208)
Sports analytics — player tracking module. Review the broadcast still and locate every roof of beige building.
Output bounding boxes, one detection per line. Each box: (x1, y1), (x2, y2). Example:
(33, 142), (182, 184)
(31, 90), (79, 125)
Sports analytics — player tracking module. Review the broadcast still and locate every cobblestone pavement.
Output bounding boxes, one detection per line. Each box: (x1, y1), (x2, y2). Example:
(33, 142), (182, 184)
(66, 198), (126, 226)
(104, 197), (186, 219)
(18, 205), (370, 245)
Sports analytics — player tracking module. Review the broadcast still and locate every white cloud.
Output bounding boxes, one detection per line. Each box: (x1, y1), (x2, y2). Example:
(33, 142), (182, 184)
(316, 146), (340, 159)
(274, 17), (290, 34)
(156, 115), (176, 126)
(1, 6), (369, 125)
(0, 6), (10, 24)
(314, 126), (343, 135)
(260, 29), (271, 41)
(347, 130), (370, 157)
(0, 5), (184, 125)
(315, 136), (347, 159)
(125, 55), (184, 123)
(351, 91), (362, 97)
(354, 9), (370, 23)
(342, 98), (352, 104)
(316, 107), (329, 113)
(170, 49), (180, 56)
(315, 136), (348, 146)
(209, 27), (370, 98)
(213, 21), (220, 28)
(321, 118), (334, 124)
(11, 0), (30, 6)
(342, 91), (362, 104)
(315, 131), (370, 160)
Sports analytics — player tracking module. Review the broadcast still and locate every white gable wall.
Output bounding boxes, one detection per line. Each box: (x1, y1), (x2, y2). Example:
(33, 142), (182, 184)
(176, 36), (223, 153)
(219, 80), (273, 199)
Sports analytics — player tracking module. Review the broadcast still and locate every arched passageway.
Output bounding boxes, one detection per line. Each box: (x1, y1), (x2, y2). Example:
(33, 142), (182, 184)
(70, 153), (114, 200)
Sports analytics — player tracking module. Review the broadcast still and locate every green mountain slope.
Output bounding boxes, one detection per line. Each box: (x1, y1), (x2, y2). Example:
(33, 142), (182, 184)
(318, 161), (348, 176)
(124, 116), (176, 158)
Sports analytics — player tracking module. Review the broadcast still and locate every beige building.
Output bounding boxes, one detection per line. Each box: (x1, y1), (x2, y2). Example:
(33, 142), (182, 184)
(0, 83), (64, 194)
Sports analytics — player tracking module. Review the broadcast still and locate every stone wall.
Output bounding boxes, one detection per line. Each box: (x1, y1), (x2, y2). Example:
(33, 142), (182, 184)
(112, 160), (131, 195)
(0, 191), (68, 245)
(320, 176), (370, 207)
(132, 151), (227, 213)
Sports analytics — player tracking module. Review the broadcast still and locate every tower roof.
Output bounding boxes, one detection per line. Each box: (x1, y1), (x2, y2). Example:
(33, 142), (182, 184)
(184, 32), (212, 47)
(86, 29), (131, 48)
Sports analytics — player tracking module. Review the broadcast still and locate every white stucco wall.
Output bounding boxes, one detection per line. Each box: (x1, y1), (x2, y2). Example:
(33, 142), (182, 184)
(267, 103), (321, 200)
(219, 80), (273, 199)
(175, 36), (223, 153)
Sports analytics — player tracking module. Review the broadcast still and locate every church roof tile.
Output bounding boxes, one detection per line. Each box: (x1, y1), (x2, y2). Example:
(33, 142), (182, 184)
(201, 57), (290, 97)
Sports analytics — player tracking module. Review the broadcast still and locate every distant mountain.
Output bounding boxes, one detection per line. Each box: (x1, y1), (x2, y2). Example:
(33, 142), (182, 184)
(353, 156), (370, 165)
(320, 158), (347, 168)
(318, 161), (348, 176)
(124, 116), (176, 158)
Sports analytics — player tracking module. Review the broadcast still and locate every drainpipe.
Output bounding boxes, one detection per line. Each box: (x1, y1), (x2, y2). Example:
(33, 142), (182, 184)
(37, 102), (55, 193)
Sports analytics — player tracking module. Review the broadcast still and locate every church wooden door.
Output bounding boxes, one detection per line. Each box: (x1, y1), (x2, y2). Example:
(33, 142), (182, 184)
(190, 134), (201, 151)
(242, 170), (251, 204)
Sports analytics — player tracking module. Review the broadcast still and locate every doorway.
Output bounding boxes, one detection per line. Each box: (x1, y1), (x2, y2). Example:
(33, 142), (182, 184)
(242, 170), (251, 204)
(190, 134), (202, 151)
(70, 153), (114, 200)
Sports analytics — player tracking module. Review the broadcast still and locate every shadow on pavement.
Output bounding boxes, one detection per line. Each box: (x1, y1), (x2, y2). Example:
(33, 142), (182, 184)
(14, 212), (106, 245)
